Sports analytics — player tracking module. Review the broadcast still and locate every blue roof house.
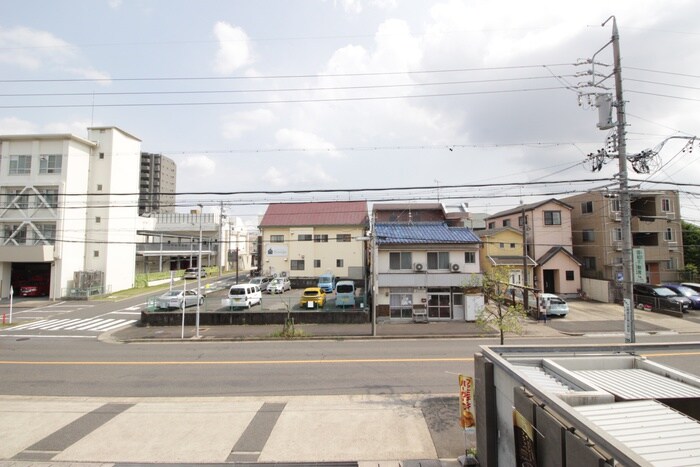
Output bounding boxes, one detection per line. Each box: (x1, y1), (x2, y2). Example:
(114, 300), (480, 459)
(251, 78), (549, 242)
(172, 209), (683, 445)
(373, 222), (482, 322)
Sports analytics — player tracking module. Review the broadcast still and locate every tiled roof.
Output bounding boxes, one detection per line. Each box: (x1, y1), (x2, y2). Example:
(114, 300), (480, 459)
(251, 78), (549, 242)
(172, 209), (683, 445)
(376, 222), (480, 245)
(259, 201), (368, 227)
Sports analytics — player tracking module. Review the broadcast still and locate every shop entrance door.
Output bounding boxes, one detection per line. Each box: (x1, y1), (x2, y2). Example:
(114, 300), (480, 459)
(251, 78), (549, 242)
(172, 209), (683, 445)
(428, 291), (451, 319)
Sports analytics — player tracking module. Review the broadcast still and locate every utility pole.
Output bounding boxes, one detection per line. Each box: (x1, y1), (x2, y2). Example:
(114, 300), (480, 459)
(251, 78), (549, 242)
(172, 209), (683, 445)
(218, 201), (224, 277)
(607, 16), (635, 343)
(521, 202), (529, 312)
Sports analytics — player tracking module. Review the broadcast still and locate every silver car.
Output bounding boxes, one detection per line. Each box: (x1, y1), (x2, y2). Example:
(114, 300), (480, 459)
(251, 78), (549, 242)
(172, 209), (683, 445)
(266, 277), (291, 294)
(156, 289), (203, 310)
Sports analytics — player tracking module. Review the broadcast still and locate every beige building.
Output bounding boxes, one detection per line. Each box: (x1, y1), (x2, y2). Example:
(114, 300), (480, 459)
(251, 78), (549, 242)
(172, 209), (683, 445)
(562, 190), (684, 284)
(258, 201), (369, 282)
(478, 226), (536, 287)
(486, 199), (581, 297)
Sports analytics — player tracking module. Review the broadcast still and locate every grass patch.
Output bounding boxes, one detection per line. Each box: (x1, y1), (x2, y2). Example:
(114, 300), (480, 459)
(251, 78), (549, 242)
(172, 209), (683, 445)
(269, 318), (307, 339)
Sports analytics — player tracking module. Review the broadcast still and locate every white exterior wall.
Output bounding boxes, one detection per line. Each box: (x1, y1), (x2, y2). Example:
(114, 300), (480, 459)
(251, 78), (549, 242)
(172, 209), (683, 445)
(262, 226), (365, 279)
(0, 134), (94, 298)
(85, 128), (141, 292)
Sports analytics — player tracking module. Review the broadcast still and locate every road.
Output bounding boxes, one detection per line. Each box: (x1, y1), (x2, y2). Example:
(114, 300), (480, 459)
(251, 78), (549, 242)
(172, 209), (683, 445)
(2, 281), (700, 464)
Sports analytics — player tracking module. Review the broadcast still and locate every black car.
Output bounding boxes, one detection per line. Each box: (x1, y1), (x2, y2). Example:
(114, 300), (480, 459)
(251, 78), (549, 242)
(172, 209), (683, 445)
(633, 283), (691, 311)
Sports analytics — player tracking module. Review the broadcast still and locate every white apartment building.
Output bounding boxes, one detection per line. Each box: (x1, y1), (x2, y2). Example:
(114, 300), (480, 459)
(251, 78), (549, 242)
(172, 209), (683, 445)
(0, 127), (141, 298)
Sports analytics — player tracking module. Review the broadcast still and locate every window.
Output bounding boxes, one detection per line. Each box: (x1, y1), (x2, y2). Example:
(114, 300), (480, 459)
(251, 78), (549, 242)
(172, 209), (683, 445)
(99, 152), (105, 159)
(97, 184), (103, 191)
(270, 235), (284, 243)
(336, 234), (351, 242)
(510, 243), (516, 249)
(566, 270), (575, 281)
(38, 188), (58, 208)
(390, 289), (413, 319)
(427, 251), (449, 269)
(582, 256), (597, 270)
(611, 198), (621, 212)
(518, 216), (528, 226)
(93, 250), (100, 257)
(3, 224), (27, 244)
(502, 219), (511, 227)
(664, 228), (673, 241)
(582, 229), (595, 242)
(298, 234), (312, 241)
(464, 252), (476, 263)
(612, 228), (622, 242)
(336, 259), (344, 267)
(581, 201), (593, 214)
(9, 155), (31, 175)
(666, 258), (677, 270)
(36, 224), (55, 245)
(314, 234), (328, 243)
(291, 260), (305, 270)
(487, 222), (496, 229)
(39, 154), (62, 174)
(544, 210), (561, 225)
(95, 216), (101, 224)
(661, 198), (672, 212)
(314, 259), (321, 268)
(499, 243), (505, 248)
(389, 252), (412, 270)
(6, 189), (28, 209)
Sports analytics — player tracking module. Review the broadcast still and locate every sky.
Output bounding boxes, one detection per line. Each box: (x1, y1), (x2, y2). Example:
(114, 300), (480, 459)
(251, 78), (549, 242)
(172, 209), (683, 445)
(1, 0), (699, 226)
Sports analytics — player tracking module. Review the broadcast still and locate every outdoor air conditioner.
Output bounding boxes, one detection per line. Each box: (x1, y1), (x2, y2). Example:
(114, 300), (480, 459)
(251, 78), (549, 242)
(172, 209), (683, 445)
(610, 212), (621, 221)
(666, 212), (675, 220)
(414, 263), (424, 272)
(450, 263), (461, 272)
(613, 241), (622, 251)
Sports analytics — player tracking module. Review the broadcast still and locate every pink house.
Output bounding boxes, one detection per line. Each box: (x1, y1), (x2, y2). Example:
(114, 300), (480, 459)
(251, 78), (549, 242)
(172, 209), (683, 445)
(486, 199), (581, 297)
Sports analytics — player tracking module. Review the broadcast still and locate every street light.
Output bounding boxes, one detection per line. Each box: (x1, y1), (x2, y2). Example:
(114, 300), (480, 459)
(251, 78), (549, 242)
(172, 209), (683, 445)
(196, 204), (203, 339)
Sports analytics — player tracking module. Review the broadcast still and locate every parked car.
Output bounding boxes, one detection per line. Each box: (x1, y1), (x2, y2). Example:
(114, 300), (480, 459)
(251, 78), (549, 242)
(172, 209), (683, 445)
(266, 277), (291, 294)
(538, 293), (569, 317)
(250, 276), (272, 291)
(18, 282), (50, 297)
(681, 282), (700, 294)
(318, 273), (336, 293)
(183, 268), (207, 279)
(335, 280), (356, 307)
(156, 289), (203, 310)
(300, 287), (326, 309)
(662, 283), (700, 309)
(633, 283), (691, 311)
(228, 284), (262, 309)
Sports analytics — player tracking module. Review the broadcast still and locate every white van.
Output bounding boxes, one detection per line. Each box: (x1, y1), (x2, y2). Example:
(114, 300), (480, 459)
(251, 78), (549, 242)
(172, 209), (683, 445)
(335, 280), (356, 308)
(228, 284), (262, 309)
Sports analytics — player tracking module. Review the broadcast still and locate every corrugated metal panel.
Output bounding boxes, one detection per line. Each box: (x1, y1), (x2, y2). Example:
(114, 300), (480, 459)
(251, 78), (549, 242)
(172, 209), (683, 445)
(514, 364), (577, 394)
(577, 400), (700, 466)
(574, 368), (700, 399)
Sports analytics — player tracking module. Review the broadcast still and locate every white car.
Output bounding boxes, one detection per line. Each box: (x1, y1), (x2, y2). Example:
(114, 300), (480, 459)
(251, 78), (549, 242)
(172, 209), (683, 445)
(156, 290), (203, 310)
(183, 268), (206, 279)
(266, 277), (291, 294)
(539, 293), (569, 317)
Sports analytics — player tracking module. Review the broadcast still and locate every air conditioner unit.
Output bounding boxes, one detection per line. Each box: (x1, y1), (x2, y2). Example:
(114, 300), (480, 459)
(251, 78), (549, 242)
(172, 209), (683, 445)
(666, 212), (675, 220)
(610, 212), (621, 221)
(612, 241), (622, 251)
(450, 263), (461, 272)
(413, 263), (424, 272)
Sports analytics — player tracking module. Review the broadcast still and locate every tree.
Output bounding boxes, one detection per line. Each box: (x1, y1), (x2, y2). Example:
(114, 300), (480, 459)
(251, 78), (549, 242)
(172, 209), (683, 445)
(475, 266), (527, 345)
(683, 221), (700, 277)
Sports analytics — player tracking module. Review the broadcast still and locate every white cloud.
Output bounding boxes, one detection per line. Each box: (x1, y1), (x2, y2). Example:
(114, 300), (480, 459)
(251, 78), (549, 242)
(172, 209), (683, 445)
(213, 21), (253, 74)
(0, 26), (110, 81)
(177, 154), (216, 177)
(221, 109), (276, 139)
(43, 120), (95, 136)
(107, 0), (122, 9)
(0, 117), (38, 134)
(261, 166), (287, 187)
(274, 128), (341, 157)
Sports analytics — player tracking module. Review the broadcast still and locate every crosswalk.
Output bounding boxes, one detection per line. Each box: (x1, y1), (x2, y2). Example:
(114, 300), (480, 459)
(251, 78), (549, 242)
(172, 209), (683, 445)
(6, 318), (137, 333)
